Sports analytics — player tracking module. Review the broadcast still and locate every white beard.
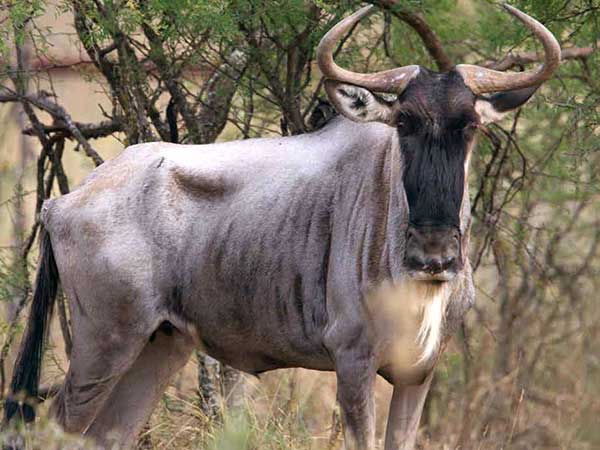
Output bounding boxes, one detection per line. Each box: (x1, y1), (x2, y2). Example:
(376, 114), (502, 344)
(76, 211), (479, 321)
(364, 279), (451, 375)
(414, 282), (450, 364)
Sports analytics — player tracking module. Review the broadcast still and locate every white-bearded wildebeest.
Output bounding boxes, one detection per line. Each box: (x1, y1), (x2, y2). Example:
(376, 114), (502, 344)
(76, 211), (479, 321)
(4, 4), (560, 449)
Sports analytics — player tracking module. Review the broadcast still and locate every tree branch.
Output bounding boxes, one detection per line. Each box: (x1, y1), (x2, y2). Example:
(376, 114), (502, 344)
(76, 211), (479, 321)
(195, 50), (247, 144)
(0, 92), (104, 166)
(22, 119), (123, 140)
(485, 40), (600, 70)
(370, 0), (453, 71)
(141, 20), (202, 143)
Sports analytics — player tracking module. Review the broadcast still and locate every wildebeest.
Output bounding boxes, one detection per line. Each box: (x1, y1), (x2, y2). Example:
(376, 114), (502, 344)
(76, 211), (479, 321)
(4, 4), (560, 449)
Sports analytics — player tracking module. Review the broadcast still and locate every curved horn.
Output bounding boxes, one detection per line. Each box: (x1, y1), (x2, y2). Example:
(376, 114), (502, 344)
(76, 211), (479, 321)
(317, 5), (419, 93)
(456, 4), (561, 94)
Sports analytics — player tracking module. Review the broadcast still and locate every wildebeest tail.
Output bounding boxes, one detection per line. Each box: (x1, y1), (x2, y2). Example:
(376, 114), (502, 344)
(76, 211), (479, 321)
(4, 228), (59, 425)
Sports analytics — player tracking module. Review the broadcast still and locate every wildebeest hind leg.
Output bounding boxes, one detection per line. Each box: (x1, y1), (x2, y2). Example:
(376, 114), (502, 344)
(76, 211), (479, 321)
(83, 323), (194, 448)
(50, 328), (149, 435)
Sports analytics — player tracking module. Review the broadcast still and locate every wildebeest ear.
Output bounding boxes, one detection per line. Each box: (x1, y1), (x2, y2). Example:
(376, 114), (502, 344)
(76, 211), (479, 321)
(324, 80), (395, 125)
(475, 85), (539, 124)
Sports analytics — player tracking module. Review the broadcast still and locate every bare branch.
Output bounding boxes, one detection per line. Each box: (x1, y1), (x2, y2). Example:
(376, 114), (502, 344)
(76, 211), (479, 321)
(56, 289), (72, 358)
(22, 119), (123, 140)
(486, 40), (600, 70)
(141, 20), (202, 143)
(370, 0), (453, 71)
(0, 92), (104, 166)
(195, 50), (248, 143)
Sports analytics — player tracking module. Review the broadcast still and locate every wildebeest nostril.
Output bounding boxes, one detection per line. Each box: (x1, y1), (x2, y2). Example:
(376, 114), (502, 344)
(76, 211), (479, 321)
(406, 255), (456, 274)
(404, 225), (461, 275)
(423, 258), (443, 274)
(441, 256), (455, 271)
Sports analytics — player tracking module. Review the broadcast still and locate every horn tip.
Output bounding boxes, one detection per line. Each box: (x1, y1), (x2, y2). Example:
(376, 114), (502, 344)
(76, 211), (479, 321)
(501, 3), (518, 14)
(356, 4), (375, 18)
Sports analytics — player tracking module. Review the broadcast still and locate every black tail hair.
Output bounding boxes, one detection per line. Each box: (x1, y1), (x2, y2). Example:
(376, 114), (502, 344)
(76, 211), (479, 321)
(4, 228), (59, 424)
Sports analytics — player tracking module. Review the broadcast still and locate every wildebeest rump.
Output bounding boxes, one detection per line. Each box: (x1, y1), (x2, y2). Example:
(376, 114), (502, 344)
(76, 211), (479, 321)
(4, 4), (561, 450)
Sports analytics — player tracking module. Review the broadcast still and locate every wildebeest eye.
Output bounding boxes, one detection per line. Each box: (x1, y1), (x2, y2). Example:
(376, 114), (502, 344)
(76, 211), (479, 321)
(397, 114), (418, 136)
(448, 115), (478, 133)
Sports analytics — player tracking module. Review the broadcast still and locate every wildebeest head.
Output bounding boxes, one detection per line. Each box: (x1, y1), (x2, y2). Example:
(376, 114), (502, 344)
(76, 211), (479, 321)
(317, 5), (560, 282)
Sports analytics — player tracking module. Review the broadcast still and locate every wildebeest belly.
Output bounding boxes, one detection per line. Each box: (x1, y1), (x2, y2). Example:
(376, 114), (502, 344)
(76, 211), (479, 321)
(192, 311), (333, 374)
(164, 272), (333, 374)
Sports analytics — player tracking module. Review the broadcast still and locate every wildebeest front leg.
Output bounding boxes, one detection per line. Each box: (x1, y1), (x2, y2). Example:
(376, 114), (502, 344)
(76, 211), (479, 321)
(383, 372), (433, 450)
(335, 353), (376, 450)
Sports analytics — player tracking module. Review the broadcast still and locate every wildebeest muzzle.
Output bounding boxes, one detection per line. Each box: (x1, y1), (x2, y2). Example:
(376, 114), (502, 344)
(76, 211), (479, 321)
(404, 225), (462, 281)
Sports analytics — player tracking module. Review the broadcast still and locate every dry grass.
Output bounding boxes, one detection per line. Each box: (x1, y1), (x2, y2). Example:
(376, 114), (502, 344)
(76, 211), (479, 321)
(2, 343), (597, 450)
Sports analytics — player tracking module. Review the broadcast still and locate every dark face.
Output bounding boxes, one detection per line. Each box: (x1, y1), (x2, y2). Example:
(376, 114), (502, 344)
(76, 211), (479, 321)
(320, 3), (558, 285)
(395, 70), (478, 280)
(326, 67), (540, 282)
